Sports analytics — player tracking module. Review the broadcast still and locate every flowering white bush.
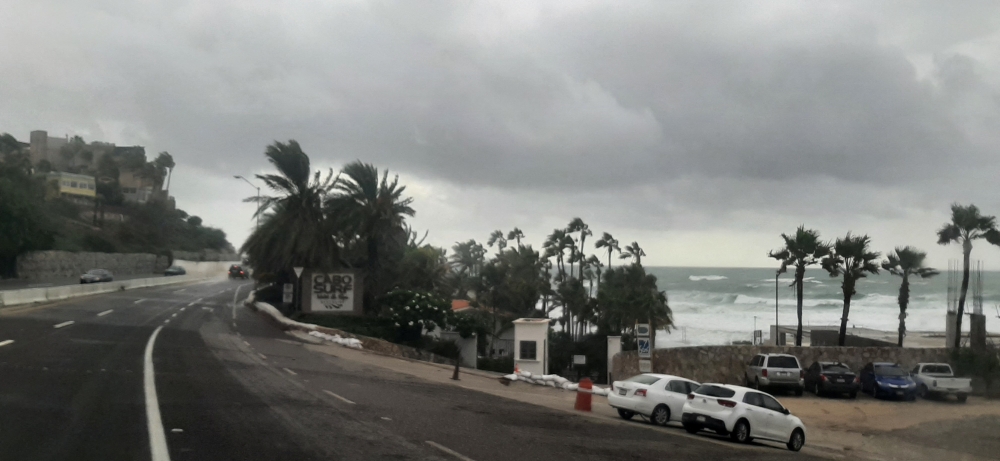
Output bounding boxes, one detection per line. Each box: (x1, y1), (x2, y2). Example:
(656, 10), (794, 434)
(382, 290), (451, 336)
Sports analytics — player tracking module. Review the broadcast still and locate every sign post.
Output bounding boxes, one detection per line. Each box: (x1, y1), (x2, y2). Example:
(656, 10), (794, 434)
(636, 323), (651, 373)
(282, 283), (294, 304)
(293, 267), (304, 313)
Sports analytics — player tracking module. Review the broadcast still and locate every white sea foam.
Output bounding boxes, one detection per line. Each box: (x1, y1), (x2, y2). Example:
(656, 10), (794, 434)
(689, 275), (728, 281)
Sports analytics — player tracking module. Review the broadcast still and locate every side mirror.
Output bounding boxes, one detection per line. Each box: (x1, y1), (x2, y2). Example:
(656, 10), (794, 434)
(782, 408), (790, 415)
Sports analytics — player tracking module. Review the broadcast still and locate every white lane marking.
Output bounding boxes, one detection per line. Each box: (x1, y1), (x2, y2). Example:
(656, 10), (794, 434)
(134, 299), (146, 305)
(258, 353), (267, 360)
(171, 428), (183, 433)
(171, 313), (177, 318)
(163, 319), (170, 324)
(97, 309), (114, 317)
(0, 340), (14, 347)
(282, 367), (297, 376)
(53, 321), (75, 329)
(425, 441), (476, 461)
(243, 341), (251, 347)
(187, 298), (202, 306)
(143, 325), (171, 461)
(174, 289), (186, 293)
(322, 389), (356, 405)
(202, 307), (212, 311)
(179, 307), (186, 312)
(232, 283), (249, 321)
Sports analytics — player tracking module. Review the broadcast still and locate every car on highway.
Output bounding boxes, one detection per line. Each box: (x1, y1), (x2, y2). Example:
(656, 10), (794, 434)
(804, 361), (860, 398)
(79, 269), (114, 284)
(164, 266), (187, 276)
(681, 383), (807, 451)
(910, 363), (972, 402)
(860, 362), (916, 400)
(744, 353), (805, 396)
(608, 373), (701, 426)
(228, 265), (249, 279)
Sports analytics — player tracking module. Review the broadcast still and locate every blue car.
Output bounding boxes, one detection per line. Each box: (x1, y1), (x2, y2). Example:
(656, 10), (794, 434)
(860, 362), (916, 401)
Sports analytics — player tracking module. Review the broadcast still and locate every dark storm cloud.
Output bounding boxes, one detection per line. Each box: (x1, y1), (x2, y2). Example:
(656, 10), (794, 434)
(3, 0), (1000, 266)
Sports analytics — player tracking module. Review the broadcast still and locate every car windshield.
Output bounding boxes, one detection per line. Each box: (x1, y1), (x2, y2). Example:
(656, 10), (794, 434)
(767, 357), (799, 368)
(86, 269), (103, 275)
(875, 366), (906, 377)
(922, 365), (952, 374)
(823, 364), (851, 373)
(694, 385), (736, 398)
(623, 375), (661, 385)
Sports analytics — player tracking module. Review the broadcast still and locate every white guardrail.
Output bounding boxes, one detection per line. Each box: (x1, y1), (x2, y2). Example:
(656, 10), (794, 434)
(0, 274), (214, 308)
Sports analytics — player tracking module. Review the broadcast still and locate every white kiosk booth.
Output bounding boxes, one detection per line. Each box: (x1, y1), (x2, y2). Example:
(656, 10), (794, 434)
(513, 318), (551, 376)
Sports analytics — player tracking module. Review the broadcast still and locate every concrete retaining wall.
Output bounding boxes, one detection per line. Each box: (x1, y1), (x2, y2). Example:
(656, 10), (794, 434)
(0, 273), (220, 307)
(612, 345), (953, 385)
(172, 250), (241, 262)
(16, 251), (162, 280)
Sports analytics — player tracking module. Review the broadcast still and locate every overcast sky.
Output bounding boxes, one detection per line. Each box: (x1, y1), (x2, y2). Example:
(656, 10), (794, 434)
(3, 0), (1000, 268)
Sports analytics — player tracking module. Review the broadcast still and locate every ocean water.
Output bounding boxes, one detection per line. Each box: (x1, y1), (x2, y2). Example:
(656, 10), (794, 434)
(641, 267), (1000, 348)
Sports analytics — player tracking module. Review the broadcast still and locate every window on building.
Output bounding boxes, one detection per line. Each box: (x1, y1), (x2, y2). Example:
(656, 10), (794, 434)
(70, 181), (78, 188)
(519, 340), (537, 360)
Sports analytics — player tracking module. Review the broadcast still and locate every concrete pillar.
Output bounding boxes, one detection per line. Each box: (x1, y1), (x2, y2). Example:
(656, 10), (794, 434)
(970, 314), (987, 351)
(606, 336), (621, 384)
(946, 312), (957, 348)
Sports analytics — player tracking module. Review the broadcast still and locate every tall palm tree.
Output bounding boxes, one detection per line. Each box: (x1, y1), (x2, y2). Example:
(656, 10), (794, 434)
(585, 254), (603, 295)
(620, 241), (646, 266)
(328, 161), (415, 314)
(768, 226), (831, 346)
(937, 203), (1000, 348)
(822, 233), (881, 346)
(544, 229), (570, 279)
(506, 228), (524, 248)
(241, 141), (339, 280)
(487, 230), (507, 254)
(567, 218), (591, 280)
(882, 247), (938, 347)
(595, 232), (621, 268)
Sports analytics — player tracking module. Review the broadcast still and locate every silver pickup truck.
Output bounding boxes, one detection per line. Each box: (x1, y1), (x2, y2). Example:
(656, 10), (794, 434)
(910, 363), (972, 403)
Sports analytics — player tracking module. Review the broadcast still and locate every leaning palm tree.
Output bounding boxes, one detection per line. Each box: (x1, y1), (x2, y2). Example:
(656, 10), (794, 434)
(937, 203), (1000, 348)
(822, 233), (881, 346)
(241, 141), (340, 281)
(768, 226), (831, 346)
(595, 232), (621, 268)
(487, 230), (507, 254)
(882, 247), (938, 347)
(620, 241), (646, 266)
(506, 228), (524, 249)
(544, 229), (570, 279)
(567, 218), (592, 280)
(328, 161), (415, 314)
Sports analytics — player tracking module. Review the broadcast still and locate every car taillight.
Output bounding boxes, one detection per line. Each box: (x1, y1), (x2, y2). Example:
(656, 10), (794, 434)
(821, 375), (828, 382)
(854, 376), (860, 384)
(718, 399), (737, 408)
(762, 369), (768, 377)
(240, 271), (245, 274)
(635, 389), (647, 397)
(687, 393), (695, 400)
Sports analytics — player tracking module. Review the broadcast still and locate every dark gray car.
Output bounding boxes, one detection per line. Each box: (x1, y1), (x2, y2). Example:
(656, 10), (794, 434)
(80, 269), (114, 284)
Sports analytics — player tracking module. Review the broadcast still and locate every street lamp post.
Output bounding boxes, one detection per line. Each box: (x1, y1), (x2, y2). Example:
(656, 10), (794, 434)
(233, 175), (260, 230)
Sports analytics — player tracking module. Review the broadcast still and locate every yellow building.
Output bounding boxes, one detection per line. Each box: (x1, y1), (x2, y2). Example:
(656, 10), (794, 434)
(46, 172), (97, 199)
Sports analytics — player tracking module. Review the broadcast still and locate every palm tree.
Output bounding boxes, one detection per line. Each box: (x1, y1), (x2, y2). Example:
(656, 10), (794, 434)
(240, 141), (340, 283)
(937, 203), (1000, 348)
(620, 241), (646, 265)
(585, 254), (603, 295)
(882, 247), (938, 347)
(487, 230), (507, 254)
(595, 232), (621, 268)
(768, 226), (831, 346)
(544, 229), (571, 279)
(567, 218), (592, 280)
(822, 233), (881, 346)
(328, 161), (415, 314)
(506, 228), (524, 248)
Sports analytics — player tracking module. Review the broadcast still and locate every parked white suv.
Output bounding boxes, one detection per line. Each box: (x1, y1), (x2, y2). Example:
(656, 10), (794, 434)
(745, 353), (805, 396)
(682, 383), (807, 452)
(608, 373), (701, 425)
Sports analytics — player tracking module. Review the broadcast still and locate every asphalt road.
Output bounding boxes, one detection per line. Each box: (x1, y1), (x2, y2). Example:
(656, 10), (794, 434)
(0, 280), (822, 460)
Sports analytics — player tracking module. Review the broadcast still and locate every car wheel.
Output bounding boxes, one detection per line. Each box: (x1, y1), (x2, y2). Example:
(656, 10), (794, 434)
(787, 428), (805, 452)
(617, 409), (635, 421)
(730, 419), (751, 444)
(651, 405), (670, 426)
(744, 374), (751, 387)
(795, 386), (804, 397)
(754, 378), (760, 390)
(849, 390), (858, 399)
(958, 393), (968, 403)
(683, 423), (699, 434)
(918, 384), (929, 399)
(812, 382), (820, 396)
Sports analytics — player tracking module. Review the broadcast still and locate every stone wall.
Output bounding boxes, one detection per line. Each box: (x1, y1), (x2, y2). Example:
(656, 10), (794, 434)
(16, 251), (160, 279)
(172, 250), (241, 262)
(612, 345), (953, 385)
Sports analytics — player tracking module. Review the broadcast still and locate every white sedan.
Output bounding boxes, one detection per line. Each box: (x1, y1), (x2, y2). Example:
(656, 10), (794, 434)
(608, 373), (701, 426)
(681, 383), (806, 452)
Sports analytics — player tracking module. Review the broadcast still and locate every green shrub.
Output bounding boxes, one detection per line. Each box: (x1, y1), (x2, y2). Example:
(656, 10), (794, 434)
(380, 289), (451, 341)
(952, 346), (1000, 398)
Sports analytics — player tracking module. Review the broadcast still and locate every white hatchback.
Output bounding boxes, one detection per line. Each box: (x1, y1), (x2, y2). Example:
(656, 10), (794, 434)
(681, 383), (807, 452)
(608, 374), (701, 426)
